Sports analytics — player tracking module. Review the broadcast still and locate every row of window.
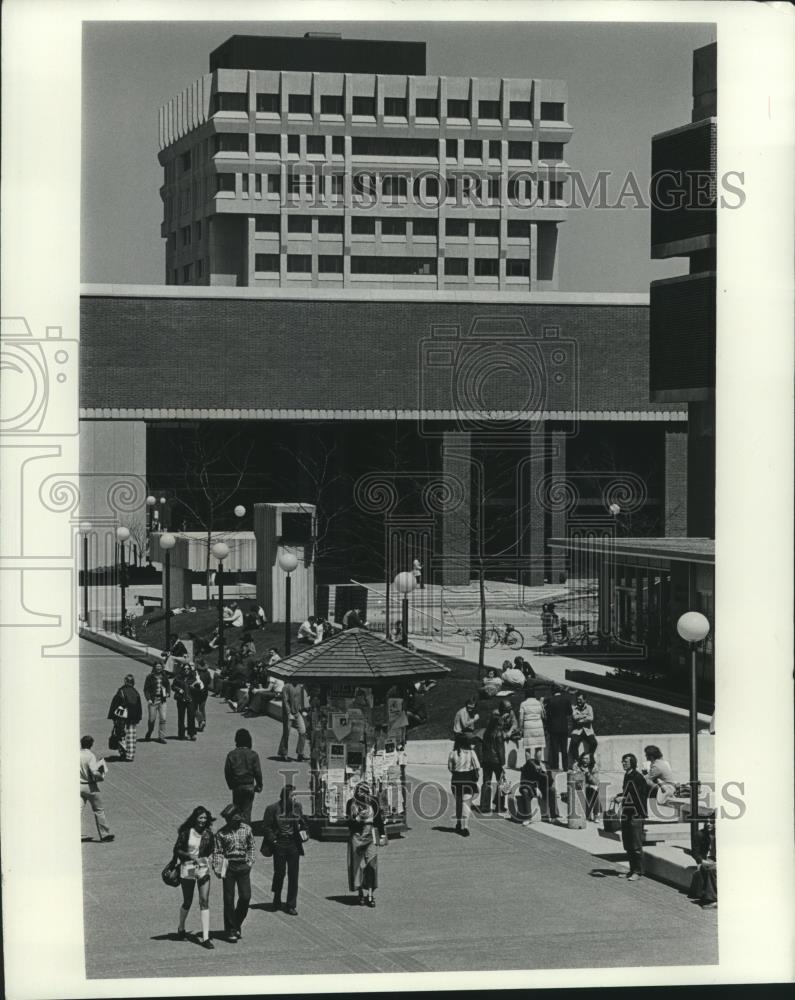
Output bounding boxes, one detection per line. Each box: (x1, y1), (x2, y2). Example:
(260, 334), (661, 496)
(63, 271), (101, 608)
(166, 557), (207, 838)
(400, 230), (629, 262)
(213, 171), (565, 201)
(172, 260), (205, 283)
(252, 216), (544, 238)
(210, 92), (565, 122)
(252, 254), (531, 277)
(206, 134), (564, 162)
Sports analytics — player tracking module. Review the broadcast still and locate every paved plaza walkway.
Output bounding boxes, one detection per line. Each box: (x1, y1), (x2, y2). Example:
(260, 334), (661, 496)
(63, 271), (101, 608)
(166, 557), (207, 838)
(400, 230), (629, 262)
(80, 640), (717, 981)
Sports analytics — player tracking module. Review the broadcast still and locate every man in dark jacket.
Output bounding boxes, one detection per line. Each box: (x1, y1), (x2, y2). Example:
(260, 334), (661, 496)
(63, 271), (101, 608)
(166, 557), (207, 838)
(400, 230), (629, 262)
(260, 784), (308, 915)
(277, 681), (306, 761)
(619, 752), (649, 880)
(143, 662), (170, 743)
(544, 685), (573, 770)
(516, 747), (560, 823)
(224, 728), (263, 823)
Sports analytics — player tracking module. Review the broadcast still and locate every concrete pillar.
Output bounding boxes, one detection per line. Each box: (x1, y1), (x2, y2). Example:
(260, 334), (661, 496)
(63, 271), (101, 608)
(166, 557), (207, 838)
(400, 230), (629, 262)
(663, 425), (688, 535)
(440, 431), (471, 586)
(254, 502), (316, 622)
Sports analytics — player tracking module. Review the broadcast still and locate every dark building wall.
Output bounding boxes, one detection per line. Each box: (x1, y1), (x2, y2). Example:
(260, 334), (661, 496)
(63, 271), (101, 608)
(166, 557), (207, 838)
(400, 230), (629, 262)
(80, 296), (677, 416)
(209, 35), (427, 75)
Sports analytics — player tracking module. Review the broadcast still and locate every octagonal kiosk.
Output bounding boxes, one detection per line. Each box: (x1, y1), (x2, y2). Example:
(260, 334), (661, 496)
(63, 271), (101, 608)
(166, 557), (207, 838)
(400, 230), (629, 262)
(267, 628), (450, 840)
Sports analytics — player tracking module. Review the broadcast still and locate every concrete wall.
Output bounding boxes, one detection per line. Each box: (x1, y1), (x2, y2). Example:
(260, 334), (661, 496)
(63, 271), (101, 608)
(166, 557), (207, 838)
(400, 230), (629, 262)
(254, 502), (315, 621)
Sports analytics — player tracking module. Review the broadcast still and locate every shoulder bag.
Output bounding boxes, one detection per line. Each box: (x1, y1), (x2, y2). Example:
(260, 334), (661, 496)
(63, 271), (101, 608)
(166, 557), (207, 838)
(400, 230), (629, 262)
(161, 856), (181, 887)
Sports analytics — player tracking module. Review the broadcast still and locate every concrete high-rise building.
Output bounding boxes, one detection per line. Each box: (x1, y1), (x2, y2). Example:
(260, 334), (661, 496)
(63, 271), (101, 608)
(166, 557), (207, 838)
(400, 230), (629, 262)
(158, 33), (572, 290)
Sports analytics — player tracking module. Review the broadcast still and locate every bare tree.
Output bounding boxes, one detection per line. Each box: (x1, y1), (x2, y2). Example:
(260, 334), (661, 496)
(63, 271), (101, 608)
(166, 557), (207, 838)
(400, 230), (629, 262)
(119, 513), (147, 567)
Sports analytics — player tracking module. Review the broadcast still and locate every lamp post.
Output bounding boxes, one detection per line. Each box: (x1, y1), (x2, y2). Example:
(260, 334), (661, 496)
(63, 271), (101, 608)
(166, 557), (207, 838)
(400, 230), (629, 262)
(160, 532), (176, 653)
(676, 610), (711, 851)
(116, 526), (130, 634)
(278, 550), (298, 656)
(213, 541), (230, 669)
(79, 522), (92, 626)
(394, 571), (417, 647)
(234, 504), (246, 520)
(146, 495), (156, 532)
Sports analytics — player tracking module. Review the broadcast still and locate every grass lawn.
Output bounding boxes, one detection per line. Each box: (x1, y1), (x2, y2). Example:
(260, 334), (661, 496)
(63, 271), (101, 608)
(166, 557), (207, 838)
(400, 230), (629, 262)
(137, 609), (691, 740)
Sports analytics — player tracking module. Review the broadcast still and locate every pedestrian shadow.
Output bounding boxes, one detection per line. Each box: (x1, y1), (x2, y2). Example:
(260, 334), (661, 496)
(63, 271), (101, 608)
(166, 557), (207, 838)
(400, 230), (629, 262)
(431, 825), (460, 835)
(589, 868), (622, 878)
(105, 753), (126, 762)
(249, 901), (282, 913)
(326, 894), (362, 907)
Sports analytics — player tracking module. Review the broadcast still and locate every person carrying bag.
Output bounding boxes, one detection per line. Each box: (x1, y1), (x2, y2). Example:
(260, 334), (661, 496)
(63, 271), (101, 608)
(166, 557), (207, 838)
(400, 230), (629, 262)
(448, 733), (480, 837)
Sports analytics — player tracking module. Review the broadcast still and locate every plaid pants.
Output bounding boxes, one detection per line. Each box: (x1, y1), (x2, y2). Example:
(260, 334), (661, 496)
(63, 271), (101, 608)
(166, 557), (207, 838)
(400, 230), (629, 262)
(122, 723), (137, 761)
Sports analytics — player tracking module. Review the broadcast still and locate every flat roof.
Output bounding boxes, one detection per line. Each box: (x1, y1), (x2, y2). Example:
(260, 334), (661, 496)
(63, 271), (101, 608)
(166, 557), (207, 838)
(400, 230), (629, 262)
(549, 536), (714, 565)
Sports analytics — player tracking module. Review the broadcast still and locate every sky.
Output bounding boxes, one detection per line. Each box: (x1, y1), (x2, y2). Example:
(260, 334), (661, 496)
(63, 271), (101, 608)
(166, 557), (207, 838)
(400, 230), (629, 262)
(81, 19), (716, 292)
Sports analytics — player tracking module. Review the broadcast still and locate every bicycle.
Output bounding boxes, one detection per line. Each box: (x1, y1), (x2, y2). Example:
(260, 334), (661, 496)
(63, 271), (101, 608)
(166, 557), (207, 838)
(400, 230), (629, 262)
(474, 622), (524, 650)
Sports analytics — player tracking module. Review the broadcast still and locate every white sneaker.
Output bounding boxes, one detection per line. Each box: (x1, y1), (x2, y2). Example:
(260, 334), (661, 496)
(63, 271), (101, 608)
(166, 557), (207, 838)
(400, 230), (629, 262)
(522, 820), (532, 827)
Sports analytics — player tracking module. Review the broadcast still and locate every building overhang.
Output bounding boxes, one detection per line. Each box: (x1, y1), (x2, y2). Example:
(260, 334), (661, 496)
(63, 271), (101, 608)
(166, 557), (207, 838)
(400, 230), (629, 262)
(548, 536), (715, 566)
(80, 408), (686, 422)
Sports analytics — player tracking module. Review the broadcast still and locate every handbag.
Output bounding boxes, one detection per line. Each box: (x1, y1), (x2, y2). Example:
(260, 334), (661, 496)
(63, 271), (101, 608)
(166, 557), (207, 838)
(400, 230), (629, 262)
(603, 805), (621, 834)
(109, 728), (120, 750)
(161, 856), (181, 888)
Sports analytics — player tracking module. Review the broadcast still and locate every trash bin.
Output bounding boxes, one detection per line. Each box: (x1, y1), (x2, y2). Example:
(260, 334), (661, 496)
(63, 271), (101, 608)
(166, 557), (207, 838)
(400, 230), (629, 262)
(567, 770), (587, 829)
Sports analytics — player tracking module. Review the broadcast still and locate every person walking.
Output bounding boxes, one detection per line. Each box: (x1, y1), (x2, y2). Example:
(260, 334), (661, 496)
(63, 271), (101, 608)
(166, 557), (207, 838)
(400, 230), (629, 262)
(448, 734), (480, 836)
(518, 689), (546, 757)
(479, 709), (507, 814)
(260, 784), (308, 915)
(172, 662), (198, 741)
(277, 680), (307, 762)
(618, 753), (649, 881)
(347, 781), (387, 907)
(143, 662), (170, 743)
(79, 735), (113, 842)
(568, 693), (597, 766)
(173, 805), (216, 948)
(224, 728), (263, 824)
(107, 673), (143, 762)
(544, 685), (572, 771)
(194, 658), (212, 732)
(212, 804), (256, 942)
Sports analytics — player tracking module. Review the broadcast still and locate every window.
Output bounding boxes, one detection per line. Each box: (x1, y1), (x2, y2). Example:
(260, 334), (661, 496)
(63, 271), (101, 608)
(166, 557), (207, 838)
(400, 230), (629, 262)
(306, 135), (325, 156)
(445, 177), (457, 201)
(318, 216), (343, 234)
(288, 216), (312, 234)
(539, 142), (564, 160)
(475, 220), (499, 238)
(415, 175), (439, 201)
(330, 174), (345, 197)
(267, 175), (281, 194)
(464, 140), (482, 160)
(444, 258), (468, 276)
(509, 101), (532, 121)
(287, 254), (312, 273)
(182, 263), (193, 282)
(474, 258), (498, 276)
(180, 151), (192, 173)
(461, 175), (482, 201)
(211, 92), (246, 114)
(446, 98), (469, 119)
(318, 255), (343, 273)
(507, 221), (527, 238)
(352, 96), (376, 116)
(214, 134), (248, 154)
(257, 93), (279, 113)
(382, 175), (407, 199)
(488, 177), (501, 200)
(241, 174), (249, 194)
(255, 215), (280, 233)
(351, 217), (375, 235)
(254, 174), (262, 194)
(351, 136), (437, 158)
(384, 97), (407, 117)
(548, 180), (565, 200)
(351, 256), (436, 275)
(478, 100), (501, 120)
(194, 221), (202, 242)
(506, 258), (530, 276)
(508, 176), (532, 202)
(321, 95), (344, 115)
(332, 135), (345, 156)
(196, 259), (203, 278)
(488, 140), (501, 160)
(287, 135), (300, 155)
(256, 134), (279, 154)
(445, 219), (468, 237)
(445, 139), (458, 160)
(415, 97), (438, 117)
(215, 173), (235, 194)
(288, 94), (312, 115)
(508, 141), (532, 161)
(412, 218), (437, 236)
(381, 218), (406, 236)
(172, 269), (178, 284)
(353, 173), (376, 198)
(168, 232), (177, 251)
(541, 101), (565, 121)
(287, 172), (315, 196)
(255, 253), (279, 272)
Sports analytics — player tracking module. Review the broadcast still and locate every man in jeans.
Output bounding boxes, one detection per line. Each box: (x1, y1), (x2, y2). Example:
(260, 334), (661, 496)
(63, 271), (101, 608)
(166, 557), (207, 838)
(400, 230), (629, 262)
(277, 681), (306, 762)
(223, 728), (263, 824)
(80, 735), (114, 842)
(213, 804), (256, 942)
(619, 752), (649, 881)
(544, 685), (573, 770)
(143, 661), (170, 743)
